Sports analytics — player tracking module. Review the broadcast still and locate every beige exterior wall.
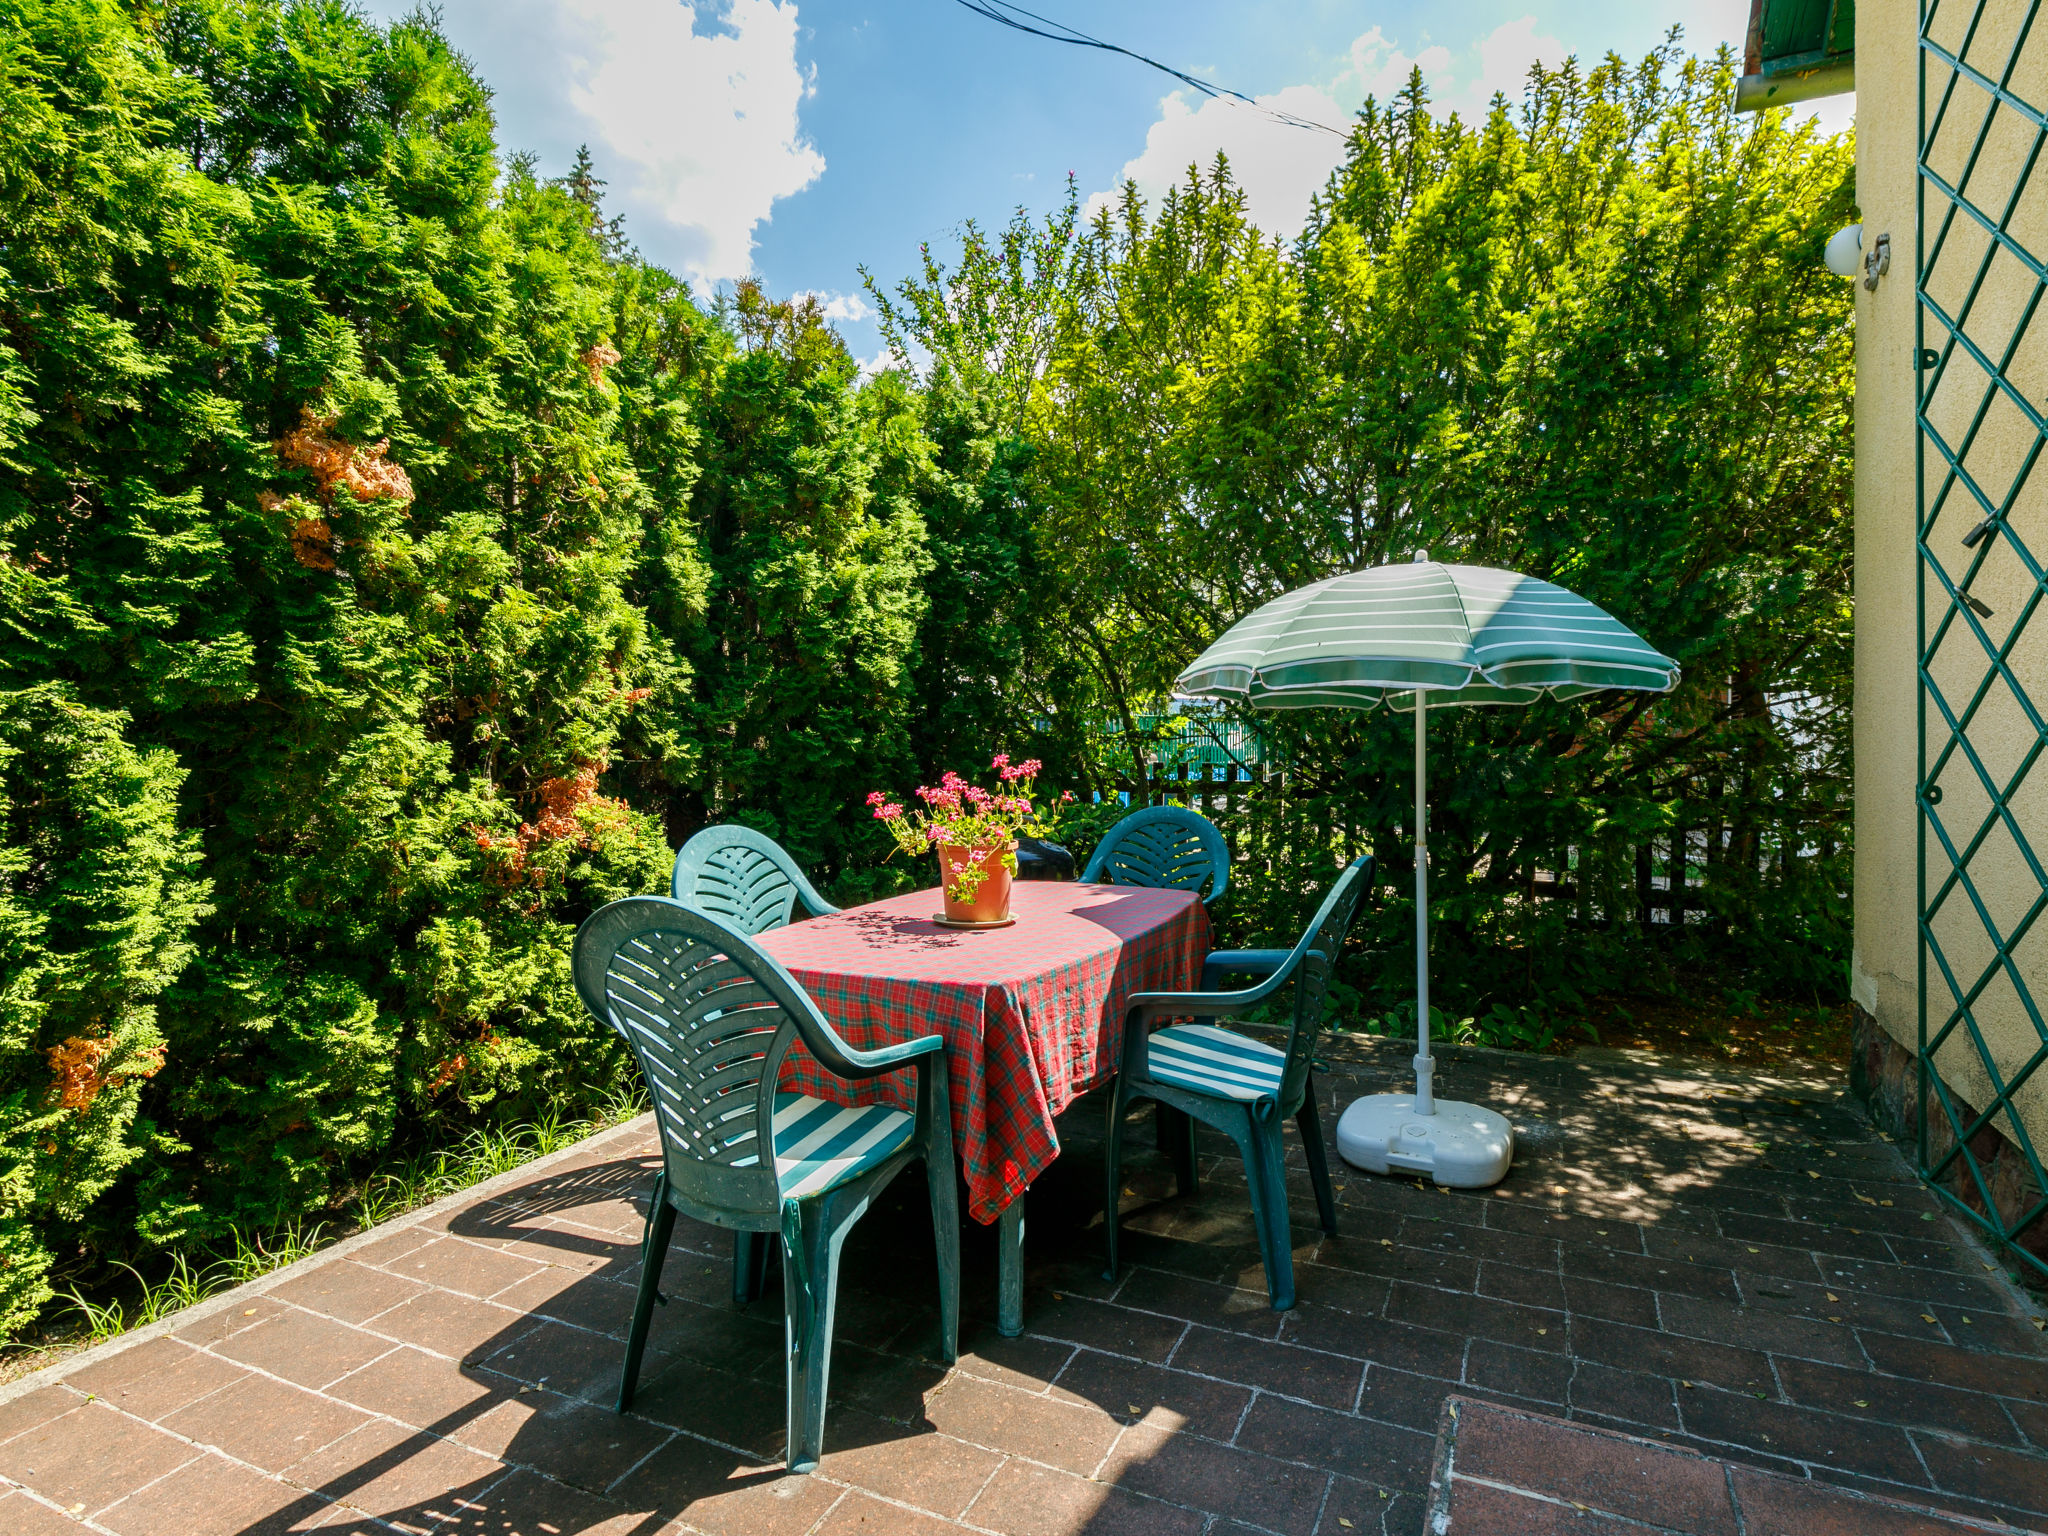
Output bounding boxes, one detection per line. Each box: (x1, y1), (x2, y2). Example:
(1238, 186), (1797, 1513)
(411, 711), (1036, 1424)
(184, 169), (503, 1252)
(1853, 0), (2048, 1150)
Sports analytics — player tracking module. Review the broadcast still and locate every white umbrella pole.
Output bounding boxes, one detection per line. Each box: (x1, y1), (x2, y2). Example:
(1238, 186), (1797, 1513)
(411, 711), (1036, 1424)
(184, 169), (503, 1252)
(1413, 692), (1435, 1115)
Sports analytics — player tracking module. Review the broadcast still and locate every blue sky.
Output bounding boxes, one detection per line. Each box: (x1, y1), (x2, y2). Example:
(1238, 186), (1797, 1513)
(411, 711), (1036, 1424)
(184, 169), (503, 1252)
(361, 2), (1852, 365)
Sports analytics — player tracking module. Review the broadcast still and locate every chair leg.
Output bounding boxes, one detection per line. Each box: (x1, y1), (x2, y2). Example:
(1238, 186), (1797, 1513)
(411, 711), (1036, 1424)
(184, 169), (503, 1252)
(1158, 1102), (1199, 1197)
(1296, 1094), (1339, 1236)
(1103, 1080), (1131, 1283)
(617, 1197), (676, 1413)
(1237, 1112), (1297, 1312)
(733, 1230), (771, 1306)
(926, 1155), (960, 1364)
(782, 1200), (843, 1474)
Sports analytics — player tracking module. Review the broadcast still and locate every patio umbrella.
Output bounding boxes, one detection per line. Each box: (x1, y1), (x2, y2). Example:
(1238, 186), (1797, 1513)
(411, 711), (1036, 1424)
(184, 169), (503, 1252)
(1175, 553), (1680, 1187)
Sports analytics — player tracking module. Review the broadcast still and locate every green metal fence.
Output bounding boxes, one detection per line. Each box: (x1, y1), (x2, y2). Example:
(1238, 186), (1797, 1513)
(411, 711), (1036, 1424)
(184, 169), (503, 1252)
(1916, 0), (2048, 1278)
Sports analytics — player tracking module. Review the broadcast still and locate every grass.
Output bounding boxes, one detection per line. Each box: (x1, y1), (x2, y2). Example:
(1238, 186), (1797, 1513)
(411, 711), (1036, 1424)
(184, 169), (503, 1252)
(3, 1084), (649, 1379)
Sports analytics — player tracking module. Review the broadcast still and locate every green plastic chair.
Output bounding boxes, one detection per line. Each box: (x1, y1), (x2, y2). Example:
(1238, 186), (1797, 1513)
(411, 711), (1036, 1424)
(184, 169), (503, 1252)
(671, 824), (839, 935)
(1080, 805), (1231, 906)
(1103, 855), (1374, 1311)
(573, 896), (957, 1472)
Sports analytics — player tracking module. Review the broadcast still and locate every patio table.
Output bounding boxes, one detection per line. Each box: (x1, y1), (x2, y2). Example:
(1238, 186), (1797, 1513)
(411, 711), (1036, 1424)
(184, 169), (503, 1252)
(753, 879), (1211, 1335)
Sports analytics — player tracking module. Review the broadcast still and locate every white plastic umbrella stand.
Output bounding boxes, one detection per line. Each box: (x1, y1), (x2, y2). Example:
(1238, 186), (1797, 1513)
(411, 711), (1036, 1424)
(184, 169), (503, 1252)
(1333, 690), (1515, 1187)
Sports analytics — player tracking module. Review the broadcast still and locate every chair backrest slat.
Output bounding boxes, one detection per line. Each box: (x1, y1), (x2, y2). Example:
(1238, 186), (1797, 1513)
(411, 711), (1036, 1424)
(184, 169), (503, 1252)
(672, 824), (838, 935)
(575, 897), (845, 1221)
(1278, 856), (1374, 1106)
(1082, 807), (1230, 904)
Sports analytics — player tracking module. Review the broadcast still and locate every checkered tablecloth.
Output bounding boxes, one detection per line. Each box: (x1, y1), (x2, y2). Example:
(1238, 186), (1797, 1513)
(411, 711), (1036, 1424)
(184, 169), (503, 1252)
(753, 881), (1211, 1224)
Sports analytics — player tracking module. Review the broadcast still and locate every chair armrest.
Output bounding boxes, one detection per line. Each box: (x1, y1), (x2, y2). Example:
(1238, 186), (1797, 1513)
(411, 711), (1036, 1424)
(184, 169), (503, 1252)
(815, 1030), (945, 1079)
(796, 889), (841, 919)
(1200, 949), (1291, 990)
(1126, 965), (1294, 1027)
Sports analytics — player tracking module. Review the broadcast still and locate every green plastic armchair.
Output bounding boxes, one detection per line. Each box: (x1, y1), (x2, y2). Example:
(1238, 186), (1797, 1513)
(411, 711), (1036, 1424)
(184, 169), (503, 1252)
(1103, 855), (1373, 1310)
(573, 897), (957, 1472)
(1080, 805), (1231, 906)
(671, 824), (838, 935)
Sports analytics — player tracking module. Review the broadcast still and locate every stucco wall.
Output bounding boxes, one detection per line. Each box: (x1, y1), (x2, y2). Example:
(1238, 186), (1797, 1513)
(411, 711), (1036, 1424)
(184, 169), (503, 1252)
(1853, 0), (2048, 1154)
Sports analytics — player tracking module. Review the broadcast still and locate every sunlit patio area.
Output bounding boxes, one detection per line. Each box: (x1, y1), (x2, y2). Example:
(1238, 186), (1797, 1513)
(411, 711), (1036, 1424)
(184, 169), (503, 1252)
(2, 1036), (2042, 1536)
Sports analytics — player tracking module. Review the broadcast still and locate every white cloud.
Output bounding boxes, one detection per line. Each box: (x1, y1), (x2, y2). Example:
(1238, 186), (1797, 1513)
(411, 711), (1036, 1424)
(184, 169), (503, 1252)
(1341, 16), (1568, 123)
(550, 0), (824, 285)
(1084, 83), (1352, 239)
(1088, 18), (1568, 241)
(798, 290), (872, 324)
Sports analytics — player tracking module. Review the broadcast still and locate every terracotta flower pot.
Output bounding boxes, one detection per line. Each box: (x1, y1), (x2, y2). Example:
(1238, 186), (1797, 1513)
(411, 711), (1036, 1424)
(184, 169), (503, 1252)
(938, 843), (1015, 924)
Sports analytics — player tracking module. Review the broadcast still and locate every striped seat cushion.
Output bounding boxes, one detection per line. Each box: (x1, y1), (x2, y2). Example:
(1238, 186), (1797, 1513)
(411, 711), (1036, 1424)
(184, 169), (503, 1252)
(1146, 1024), (1287, 1101)
(765, 1093), (915, 1199)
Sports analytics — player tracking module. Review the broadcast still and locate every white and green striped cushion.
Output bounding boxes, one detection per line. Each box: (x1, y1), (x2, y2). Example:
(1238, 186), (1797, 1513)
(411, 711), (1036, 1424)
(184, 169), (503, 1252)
(744, 1093), (914, 1199)
(1146, 1024), (1287, 1101)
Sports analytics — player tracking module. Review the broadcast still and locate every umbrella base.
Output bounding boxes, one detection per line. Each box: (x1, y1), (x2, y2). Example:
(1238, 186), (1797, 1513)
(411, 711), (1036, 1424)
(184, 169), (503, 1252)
(1335, 1094), (1514, 1189)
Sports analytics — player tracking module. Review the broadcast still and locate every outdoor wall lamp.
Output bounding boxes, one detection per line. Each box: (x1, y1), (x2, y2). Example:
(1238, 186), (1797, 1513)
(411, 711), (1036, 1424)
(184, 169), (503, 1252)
(1826, 224), (1890, 289)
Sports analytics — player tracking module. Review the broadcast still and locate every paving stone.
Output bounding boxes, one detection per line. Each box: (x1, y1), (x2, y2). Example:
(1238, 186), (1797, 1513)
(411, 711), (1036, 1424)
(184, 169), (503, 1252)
(1464, 1338), (1572, 1404)
(0, 1397), (198, 1515)
(485, 1266), (636, 1338)
(1112, 1268), (1285, 1337)
(1727, 1464), (2004, 1536)
(264, 1261), (429, 1326)
(922, 1372), (1120, 1474)
(95, 1450), (330, 1536)
(952, 1329), (1074, 1394)
(1235, 1394), (1435, 1489)
(1654, 1292), (1866, 1366)
(1314, 1475), (1418, 1536)
(212, 1309), (396, 1391)
(0, 1384), (79, 1446)
(1567, 1360), (1680, 1432)
(428, 1468), (649, 1535)
(1282, 1306), (1468, 1379)
(0, 1488), (103, 1535)
(1561, 1244), (1741, 1303)
(1861, 1330), (2048, 1403)
(1432, 1475), (1644, 1532)
(963, 1458), (1205, 1536)
(161, 1371), (373, 1472)
(1050, 1348), (1252, 1439)
(62, 1337), (249, 1422)
(1446, 1398), (1740, 1535)
(1388, 1281), (1567, 1353)
(361, 1289), (536, 1363)
(813, 1489), (965, 1536)
(814, 1414), (1003, 1517)
(1773, 1355), (2023, 1445)
(1915, 1430), (2048, 1517)
(385, 1238), (548, 1301)
(1567, 1319), (1774, 1394)
(173, 1294), (288, 1348)
(325, 1345), (511, 1429)
(1099, 1421), (1330, 1535)
(281, 1418), (505, 1535)
(1168, 1324), (1362, 1409)
(1678, 1384), (1924, 1482)
(1355, 1363), (1456, 1432)
(1021, 1292), (1186, 1362)
(624, 1355), (788, 1459)
(606, 1433), (842, 1535)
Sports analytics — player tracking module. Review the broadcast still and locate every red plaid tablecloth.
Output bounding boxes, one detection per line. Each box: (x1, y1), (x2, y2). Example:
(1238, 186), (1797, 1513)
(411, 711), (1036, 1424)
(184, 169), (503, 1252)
(753, 881), (1210, 1224)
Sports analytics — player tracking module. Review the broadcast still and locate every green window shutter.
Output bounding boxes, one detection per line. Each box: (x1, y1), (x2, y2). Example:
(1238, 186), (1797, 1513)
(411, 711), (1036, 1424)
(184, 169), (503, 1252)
(1734, 0), (1855, 112)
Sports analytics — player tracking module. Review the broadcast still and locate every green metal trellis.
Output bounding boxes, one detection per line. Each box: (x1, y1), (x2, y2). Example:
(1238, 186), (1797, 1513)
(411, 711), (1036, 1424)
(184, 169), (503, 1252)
(1916, 0), (2048, 1279)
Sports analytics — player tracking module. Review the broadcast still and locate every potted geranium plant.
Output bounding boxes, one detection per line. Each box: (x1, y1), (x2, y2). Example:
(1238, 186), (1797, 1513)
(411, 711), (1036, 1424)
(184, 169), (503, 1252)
(868, 756), (1070, 926)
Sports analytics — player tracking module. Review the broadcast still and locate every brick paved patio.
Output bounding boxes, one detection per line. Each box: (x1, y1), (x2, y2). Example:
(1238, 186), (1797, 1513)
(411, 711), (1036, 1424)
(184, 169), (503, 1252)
(1, 1035), (2044, 1535)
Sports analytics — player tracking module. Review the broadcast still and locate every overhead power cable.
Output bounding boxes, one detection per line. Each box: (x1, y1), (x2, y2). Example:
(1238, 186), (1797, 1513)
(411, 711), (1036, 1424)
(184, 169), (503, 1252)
(949, 0), (1350, 138)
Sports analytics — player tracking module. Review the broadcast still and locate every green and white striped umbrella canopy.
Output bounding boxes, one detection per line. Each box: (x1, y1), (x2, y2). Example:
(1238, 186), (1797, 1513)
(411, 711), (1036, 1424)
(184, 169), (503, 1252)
(1176, 560), (1679, 710)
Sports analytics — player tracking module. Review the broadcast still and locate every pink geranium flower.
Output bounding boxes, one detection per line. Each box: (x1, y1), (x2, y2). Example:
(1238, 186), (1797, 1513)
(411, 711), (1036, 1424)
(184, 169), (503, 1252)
(865, 753), (1070, 904)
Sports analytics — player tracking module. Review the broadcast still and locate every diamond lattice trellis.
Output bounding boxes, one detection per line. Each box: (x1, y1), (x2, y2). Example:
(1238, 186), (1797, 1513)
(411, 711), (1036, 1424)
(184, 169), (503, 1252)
(1917, 0), (2048, 1279)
